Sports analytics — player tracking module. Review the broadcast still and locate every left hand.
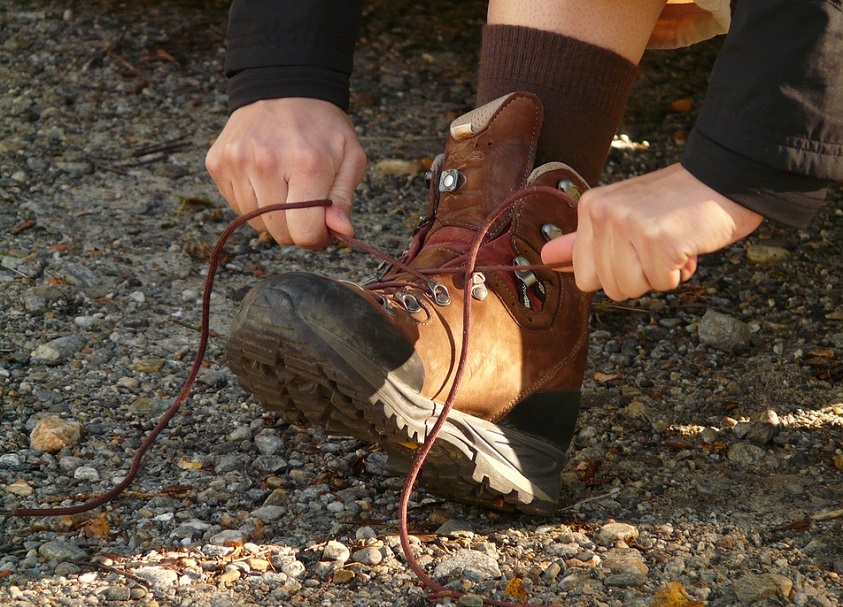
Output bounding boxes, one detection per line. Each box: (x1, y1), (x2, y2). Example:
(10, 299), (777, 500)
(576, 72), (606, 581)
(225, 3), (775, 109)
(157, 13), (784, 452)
(541, 163), (763, 301)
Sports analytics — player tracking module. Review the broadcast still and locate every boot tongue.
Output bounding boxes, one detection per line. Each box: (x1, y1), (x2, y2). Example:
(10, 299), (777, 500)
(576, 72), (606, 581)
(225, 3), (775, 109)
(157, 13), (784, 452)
(410, 92), (544, 268)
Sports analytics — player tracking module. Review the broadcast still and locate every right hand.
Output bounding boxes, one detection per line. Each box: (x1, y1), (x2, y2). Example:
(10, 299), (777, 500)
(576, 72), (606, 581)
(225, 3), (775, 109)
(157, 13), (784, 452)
(205, 97), (368, 248)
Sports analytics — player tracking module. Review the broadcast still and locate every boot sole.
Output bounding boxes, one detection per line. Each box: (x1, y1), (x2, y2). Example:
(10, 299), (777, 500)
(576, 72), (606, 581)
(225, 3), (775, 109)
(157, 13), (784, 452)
(226, 279), (566, 516)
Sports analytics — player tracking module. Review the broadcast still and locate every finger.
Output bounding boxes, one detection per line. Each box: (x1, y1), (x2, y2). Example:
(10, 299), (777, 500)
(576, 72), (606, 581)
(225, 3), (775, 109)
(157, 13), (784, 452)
(284, 168), (334, 248)
(325, 146), (367, 238)
(571, 204), (601, 292)
(540, 232), (576, 271)
(680, 255), (697, 283)
(249, 176), (292, 245)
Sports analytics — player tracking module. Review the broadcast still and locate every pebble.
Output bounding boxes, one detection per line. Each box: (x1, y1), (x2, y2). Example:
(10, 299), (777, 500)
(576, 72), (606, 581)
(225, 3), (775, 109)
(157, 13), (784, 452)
(727, 442), (766, 465)
(4, 479), (33, 496)
(351, 546), (383, 566)
(249, 505), (286, 522)
(698, 309), (751, 352)
(457, 594), (485, 607)
(210, 530), (245, 546)
(254, 429), (284, 455)
(433, 549), (502, 581)
(73, 466), (99, 481)
(29, 416), (84, 453)
(30, 334), (85, 365)
(135, 566), (179, 588)
(333, 569), (355, 584)
(38, 541), (87, 562)
(734, 573), (793, 603)
(323, 540), (351, 563)
(746, 244), (790, 264)
(596, 522), (639, 545)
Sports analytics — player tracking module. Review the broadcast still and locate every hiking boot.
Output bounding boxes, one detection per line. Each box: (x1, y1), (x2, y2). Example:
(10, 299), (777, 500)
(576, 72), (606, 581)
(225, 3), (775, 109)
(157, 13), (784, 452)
(226, 92), (592, 515)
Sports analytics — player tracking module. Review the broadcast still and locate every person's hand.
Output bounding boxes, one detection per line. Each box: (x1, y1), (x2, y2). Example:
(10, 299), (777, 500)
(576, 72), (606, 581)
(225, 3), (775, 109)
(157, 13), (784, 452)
(206, 97), (368, 247)
(541, 163), (763, 301)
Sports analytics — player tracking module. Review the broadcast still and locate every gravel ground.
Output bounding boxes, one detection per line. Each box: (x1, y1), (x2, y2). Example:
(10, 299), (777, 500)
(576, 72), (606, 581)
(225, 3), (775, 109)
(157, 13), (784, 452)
(1, 2), (842, 606)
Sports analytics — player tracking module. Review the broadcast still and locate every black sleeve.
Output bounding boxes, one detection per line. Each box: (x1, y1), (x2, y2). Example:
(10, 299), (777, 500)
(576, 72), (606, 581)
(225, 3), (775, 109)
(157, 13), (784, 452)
(224, 0), (363, 113)
(681, 0), (843, 229)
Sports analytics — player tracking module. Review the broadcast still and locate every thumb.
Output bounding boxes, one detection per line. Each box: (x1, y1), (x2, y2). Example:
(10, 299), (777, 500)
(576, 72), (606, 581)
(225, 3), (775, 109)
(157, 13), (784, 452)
(541, 232), (576, 270)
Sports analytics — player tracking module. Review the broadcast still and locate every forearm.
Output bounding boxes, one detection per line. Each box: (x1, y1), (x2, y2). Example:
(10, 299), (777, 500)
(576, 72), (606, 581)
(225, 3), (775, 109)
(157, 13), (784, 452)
(225, 0), (363, 112)
(681, 0), (843, 228)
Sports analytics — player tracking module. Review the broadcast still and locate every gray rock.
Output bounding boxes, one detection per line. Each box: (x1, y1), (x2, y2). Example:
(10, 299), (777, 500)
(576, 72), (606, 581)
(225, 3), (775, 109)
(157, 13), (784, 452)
(433, 549), (502, 581)
(727, 442), (766, 465)
(253, 455), (288, 473)
(698, 309), (751, 352)
(322, 540), (351, 563)
(250, 505), (286, 522)
(746, 422), (778, 445)
(351, 546), (383, 566)
(30, 334), (85, 365)
(73, 466), (99, 481)
(734, 573), (793, 604)
(435, 519), (475, 537)
(596, 522), (639, 545)
(39, 541), (87, 562)
(135, 566), (179, 588)
(280, 559), (306, 579)
(254, 429), (284, 455)
(209, 530), (245, 546)
(104, 586), (132, 601)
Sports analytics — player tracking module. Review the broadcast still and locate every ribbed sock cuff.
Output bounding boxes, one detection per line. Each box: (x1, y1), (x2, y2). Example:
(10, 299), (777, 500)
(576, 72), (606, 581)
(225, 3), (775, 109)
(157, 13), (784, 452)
(477, 25), (639, 184)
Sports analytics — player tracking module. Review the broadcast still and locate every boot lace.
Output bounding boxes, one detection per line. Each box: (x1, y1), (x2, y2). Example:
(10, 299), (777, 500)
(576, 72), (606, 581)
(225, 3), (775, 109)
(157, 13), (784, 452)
(0, 199), (570, 607)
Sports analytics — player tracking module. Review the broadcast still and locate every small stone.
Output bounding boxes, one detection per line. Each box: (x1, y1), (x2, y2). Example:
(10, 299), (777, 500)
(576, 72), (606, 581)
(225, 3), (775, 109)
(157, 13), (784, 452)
(355, 526), (377, 541)
(4, 479), (33, 496)
(0, 453), (22, 468)
(135, 566), (179, 588)
(746, 422), (778, 445)
(116, 377), (140, 390)
(74, 315), (102, 329)
(433, 549), (502, 581)
(132, 357), (166, 373)
(54, 562), (81, 576)
(254, 429), (284, 455)
(280, 559), (306, 579)
(372, 158), (424, 177)
(313, 560), (342, 578)
(247, 558), (271, 573)
(209, 530), (245, 546)
(216, 568), (240, 584)
(435, 519), (475, 537)
(39, 540), (87, 562)
(746, 244), (790, 264)
(351, 546), (383, 566)
(127, 290), (146, 304)
(542, 562), (563, 580)
(253, 455), (288, 473)
(128, 396), (168, 416)
(30, 416), (84, 453)
(73, 466), (100, 481)
(30, 334), (85, 365)
(457, 594), (485, 607)
(332, 569), (355, 584)
(602, 549), (649, 587)
(596, 522), (639, 545)
(698, 309), (751, 352)
(323, 540), (351, 563)
(728, 442), (766, 465)
(104, 586), (132, 601)
(249, 505), (285, 522)
(734, 573), (793, 603)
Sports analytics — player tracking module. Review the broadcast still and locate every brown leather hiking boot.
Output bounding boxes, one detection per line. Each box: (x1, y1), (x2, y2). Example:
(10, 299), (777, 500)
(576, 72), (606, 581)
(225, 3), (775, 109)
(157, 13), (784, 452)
(226, 92), (592, 515)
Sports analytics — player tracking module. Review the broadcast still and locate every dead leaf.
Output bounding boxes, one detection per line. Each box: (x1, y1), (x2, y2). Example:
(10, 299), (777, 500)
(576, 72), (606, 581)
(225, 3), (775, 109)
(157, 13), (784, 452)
(0, 570), (12, 578)
(651, 581), (706, 607)
(82, 513), (110, 539)
(503, 575), (529, 602)
(826, 311), (843, 320)
(666, 98), (693, 113)
(177, 457), (203, 470)
(11, 219), (36, 234)
(593, 372), (620, 382)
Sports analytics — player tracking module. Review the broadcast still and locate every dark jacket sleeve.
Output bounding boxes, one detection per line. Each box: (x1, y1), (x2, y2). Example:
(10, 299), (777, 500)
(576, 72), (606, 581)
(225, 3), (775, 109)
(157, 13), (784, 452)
(681, 0), (843, 228)
(225, 0), (363, 113)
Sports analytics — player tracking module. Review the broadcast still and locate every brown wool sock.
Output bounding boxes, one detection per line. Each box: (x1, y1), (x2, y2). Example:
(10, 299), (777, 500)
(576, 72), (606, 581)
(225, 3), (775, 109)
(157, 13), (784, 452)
(476, 25), (639, 185)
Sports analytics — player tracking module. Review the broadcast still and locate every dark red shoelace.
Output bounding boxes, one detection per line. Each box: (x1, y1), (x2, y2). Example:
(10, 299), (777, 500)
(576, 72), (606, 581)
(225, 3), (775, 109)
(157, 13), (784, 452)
(1, 199), (570, 607)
